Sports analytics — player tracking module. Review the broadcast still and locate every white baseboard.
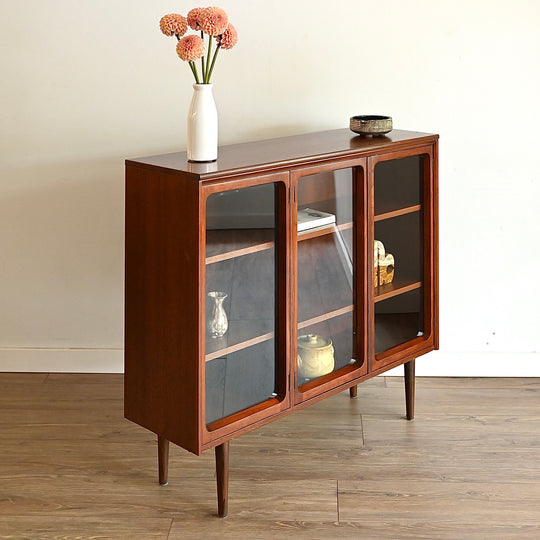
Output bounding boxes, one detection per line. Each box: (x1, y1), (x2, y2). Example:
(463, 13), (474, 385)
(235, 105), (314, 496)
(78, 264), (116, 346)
(0, 348), (124, 373)
(384, 351), (540, 377)
(0, 348), (538, 376)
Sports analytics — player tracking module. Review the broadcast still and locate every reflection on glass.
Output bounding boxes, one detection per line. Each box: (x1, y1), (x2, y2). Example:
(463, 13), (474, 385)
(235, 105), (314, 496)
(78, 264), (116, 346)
(297, 168), (356, 387)
(205, 184), (278, 426)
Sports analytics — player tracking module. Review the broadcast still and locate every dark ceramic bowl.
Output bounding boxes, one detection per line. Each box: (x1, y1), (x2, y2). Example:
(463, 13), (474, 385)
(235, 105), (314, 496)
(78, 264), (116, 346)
(350, 115), (393, 136)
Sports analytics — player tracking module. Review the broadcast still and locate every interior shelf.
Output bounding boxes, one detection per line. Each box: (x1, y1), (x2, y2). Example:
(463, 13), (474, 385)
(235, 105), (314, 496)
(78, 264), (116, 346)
(206, 221), (354, 265)
(298, 305), (353, 330)
(374, 278), (422, 303)
(206, 329), (275, 362)
(205, 304), (353, 363)
(206, 229), (274, 265)
(297, 222), (352, 242)
(374, 204), (421, 222)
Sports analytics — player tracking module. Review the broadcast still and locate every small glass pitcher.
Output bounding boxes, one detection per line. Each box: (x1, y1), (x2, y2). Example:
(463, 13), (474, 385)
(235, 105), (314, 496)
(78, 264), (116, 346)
(207, 291), (228, 338)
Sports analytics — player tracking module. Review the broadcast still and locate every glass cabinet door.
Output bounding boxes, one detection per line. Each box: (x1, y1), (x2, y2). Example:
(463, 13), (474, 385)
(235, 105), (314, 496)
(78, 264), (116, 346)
(294, 165), (366, 397)
(203, 181), (285, 428)
(371, 152), (432, 367)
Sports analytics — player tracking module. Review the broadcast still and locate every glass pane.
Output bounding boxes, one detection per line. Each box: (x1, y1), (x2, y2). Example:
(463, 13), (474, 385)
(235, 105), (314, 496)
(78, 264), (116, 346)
(375, 212), (423, 289)
(375, 289), (424, 354)
(205, 184), (277, 425)
(297, 168), (357, 387)
(374, 155), (423, 216)
(374, 156), (425, 356)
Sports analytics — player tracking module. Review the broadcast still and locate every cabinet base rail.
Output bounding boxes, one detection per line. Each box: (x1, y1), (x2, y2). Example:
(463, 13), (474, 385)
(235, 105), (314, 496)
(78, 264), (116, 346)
(155, 367), (415, 517)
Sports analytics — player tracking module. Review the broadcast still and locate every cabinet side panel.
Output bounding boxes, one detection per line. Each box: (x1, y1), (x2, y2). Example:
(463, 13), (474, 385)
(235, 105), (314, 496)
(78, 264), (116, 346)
(124, 164), (201, 455)
(433, 140), (440, 350)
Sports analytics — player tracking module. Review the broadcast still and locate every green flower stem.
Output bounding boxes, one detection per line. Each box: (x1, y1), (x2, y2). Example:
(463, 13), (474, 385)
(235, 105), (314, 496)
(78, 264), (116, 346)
(200, 31), (205, 80)
(189, 61), (201, 84)
(206, 44), (221, 84)
(204, 35), (213, 83)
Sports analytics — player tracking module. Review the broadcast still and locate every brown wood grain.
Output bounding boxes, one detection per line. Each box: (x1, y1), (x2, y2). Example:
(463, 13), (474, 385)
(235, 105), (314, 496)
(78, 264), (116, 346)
(297, 304), (354, 330)
(433, 139), (440, 350)
(215, 442), (229, 518)
(374, 203), (422, 222)
(404, 358), (415, 420)
(205, 330), (275, 363)
(2, 374), (539, 539)
(127, 129), (438, 182)
(198, 173), (291, 450)
(124, 129), (439, 514)
(206, 228), (275, 259)
(124, 164), (202, 455)
(374, 278), (422, 303)
(297, 221), (353, 242)
(367, 145), (437, 372)
(158, 435), (169, 485)
(206, 239), (275, 264)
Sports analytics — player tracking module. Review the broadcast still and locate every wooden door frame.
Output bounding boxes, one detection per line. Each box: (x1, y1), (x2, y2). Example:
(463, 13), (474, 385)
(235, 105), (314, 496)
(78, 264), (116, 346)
(199, 171), (291, 449)
(290, 157), (369, 406)
(367, 144), (438, 372)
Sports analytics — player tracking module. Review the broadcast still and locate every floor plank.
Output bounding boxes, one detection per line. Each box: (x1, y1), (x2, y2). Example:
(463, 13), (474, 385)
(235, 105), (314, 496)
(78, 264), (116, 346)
(339, 479), (540, 530)
(168, 519), (366, 540)
(1, 374), (539, 539)
(0, 517), (172, 540)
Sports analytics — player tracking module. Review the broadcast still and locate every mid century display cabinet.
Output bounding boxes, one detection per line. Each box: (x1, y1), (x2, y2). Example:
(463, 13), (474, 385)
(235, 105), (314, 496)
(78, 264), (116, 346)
(124, 128), (439, 517)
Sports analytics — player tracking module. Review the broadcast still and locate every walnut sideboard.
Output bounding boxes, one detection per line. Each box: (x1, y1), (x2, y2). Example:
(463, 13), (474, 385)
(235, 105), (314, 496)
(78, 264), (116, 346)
(124, 128), (439, 517)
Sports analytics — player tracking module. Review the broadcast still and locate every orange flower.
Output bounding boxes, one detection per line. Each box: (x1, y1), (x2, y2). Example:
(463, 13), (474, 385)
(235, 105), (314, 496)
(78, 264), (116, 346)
(176, 35), (205, 62)
(159, 13), (187, 37)
(159, 7), (237, 83)
(187, 7), (206, 31)
(217, 23), (238, 50)
(200, 7), (228, 36)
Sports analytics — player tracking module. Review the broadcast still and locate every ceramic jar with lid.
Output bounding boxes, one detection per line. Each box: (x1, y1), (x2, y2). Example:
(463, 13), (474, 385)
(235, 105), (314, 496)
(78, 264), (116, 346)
(297, 334), (335, 379)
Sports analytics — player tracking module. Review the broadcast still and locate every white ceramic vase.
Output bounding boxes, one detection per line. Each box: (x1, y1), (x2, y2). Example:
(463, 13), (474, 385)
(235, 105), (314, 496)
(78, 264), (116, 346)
(187, 83), (218, 162)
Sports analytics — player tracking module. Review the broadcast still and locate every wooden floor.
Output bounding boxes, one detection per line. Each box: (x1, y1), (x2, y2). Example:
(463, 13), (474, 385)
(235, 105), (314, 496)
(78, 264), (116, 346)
(1, 374), (539, 539)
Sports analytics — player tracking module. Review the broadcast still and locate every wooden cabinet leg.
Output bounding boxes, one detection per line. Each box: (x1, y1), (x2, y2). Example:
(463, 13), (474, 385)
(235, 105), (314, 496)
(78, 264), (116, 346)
(215, 441), (229, 518)
(349, 385), (358, 399)
(158, 435), (169, 485)
(404, 359), (415, 420)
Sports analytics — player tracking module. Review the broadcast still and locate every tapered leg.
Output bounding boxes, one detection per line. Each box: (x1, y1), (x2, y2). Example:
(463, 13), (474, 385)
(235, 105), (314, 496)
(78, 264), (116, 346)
(158, 435), (169, 485)
(349, 385), (358, 399)
(404, 359), (415, 420)
(215, 441), (229, 518)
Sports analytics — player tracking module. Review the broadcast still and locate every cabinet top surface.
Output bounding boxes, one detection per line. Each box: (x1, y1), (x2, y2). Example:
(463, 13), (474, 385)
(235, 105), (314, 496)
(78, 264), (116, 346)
(127, 128), (438, 180)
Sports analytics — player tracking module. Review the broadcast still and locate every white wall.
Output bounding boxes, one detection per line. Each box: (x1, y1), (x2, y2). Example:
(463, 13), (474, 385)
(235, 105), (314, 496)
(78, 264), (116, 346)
(1, 0), (539, 374)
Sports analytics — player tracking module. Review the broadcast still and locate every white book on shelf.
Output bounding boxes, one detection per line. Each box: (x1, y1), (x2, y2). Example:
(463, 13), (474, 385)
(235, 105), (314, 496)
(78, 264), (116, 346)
(297, 208), (336, 232)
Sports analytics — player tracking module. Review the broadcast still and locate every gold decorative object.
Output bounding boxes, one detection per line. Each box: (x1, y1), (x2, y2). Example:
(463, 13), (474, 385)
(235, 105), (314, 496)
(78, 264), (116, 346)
(297, 334), (334, 379)
(374, 240), (395, 287)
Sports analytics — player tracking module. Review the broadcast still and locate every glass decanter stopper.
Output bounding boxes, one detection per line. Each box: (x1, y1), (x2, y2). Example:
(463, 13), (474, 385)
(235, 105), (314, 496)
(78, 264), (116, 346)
(207, 291), (228, 338)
